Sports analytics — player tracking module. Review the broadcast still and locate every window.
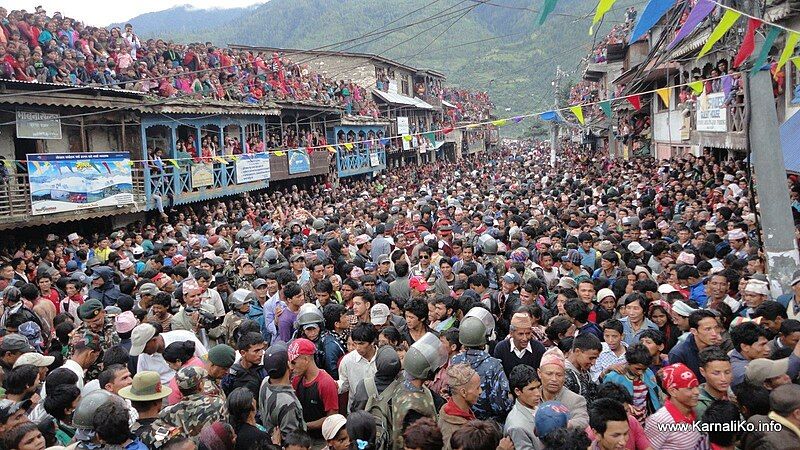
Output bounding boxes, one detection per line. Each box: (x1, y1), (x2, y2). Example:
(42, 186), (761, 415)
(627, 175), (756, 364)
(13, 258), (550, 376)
(401, 74), (409, 96)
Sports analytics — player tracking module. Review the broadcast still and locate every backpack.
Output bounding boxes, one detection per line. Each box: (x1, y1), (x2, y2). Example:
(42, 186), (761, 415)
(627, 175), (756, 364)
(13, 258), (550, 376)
(363, 377), (398, 450)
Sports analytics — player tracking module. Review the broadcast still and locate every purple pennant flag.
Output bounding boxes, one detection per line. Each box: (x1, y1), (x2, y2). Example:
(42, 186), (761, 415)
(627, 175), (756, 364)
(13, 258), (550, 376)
(668, 0), (716, 49)
(512, 116), (525, 124)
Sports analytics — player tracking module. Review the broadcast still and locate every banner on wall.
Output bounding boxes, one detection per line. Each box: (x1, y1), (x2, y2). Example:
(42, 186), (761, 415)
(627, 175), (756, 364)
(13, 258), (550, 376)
(397, 117), (411, 150)
(235, 153), (271, 184)
(191, 163), (214, 188)
(27, 152), (134, 216)
(16, 111), (62, 139)
(288, 149), (310, 174)
(696, 92), (727, 132)
(370, 152), (380, 167)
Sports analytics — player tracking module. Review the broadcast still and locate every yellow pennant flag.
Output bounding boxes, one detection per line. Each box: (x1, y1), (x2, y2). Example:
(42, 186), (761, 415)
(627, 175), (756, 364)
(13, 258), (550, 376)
(688, 80), (704, 95)
(569, 105), (585, 125)
(466, 124), (480, 129)
(777, 31), (800, 71)
(657, 88), (671, 107)
(590, 0), (618, 35)
(325, 145), (336, 153)
(274, 151), (285, 157)
(697, 10), (741, 59)
(3, 160), (14, 168)
(343, 143), (354, 150)
(213, 156), (226, 164)
(168, 159), (179, 168)
(126, 160), (134, 167)
(229, 155), (239, 161)
(402, 134), (413, 141)
(793, 56), (800, 71)
(491, 119), (508, 127)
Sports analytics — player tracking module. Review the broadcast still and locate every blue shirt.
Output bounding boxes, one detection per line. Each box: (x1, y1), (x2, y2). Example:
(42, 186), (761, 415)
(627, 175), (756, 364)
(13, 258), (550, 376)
(619, 316), (658, 347)
(578, 247), (597, 269)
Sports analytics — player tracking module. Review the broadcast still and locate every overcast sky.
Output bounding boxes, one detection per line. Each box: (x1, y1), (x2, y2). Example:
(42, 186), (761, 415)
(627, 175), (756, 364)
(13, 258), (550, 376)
(3, 1), (263, 26)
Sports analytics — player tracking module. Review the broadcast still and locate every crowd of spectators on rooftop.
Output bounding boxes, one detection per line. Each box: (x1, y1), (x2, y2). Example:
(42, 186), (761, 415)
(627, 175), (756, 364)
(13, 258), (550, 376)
(0, 6), (385, 116)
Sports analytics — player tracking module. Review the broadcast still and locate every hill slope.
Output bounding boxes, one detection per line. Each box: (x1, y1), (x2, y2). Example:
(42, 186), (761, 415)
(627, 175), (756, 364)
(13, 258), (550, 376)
(118, 0), (636, 135)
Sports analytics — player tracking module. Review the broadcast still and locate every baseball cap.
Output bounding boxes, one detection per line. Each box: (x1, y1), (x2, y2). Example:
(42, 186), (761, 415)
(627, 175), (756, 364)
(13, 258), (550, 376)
(534, 401), (569, 438)
(287, 338), (316, 362)
(746, 358), (790, 385)
(0, 334), (35, 353)
(502, 272), (521, 285)
(322, 414), (347, 441)
(176, 366), (207, 391)
(791, 269), (800, 287)
(13, 352), (55, 368)
(627, 241), (645, 254)
(264, 343), (289, 378)
(370, 304), (390, 326)
(129, 323), (157, 356)
(252, 278), (267, 289)
(138, 283), (160, 297)
(657, 284), (679, 295)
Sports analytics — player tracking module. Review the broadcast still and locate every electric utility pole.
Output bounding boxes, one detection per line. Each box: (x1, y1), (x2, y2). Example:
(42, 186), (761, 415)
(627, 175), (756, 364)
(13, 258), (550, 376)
(747, 1), (799, 294)
(550, 65), (563, 166)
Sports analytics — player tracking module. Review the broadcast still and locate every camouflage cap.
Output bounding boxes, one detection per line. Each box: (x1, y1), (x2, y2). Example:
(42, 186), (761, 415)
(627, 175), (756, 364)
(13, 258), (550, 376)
(176, 366), (207, 391)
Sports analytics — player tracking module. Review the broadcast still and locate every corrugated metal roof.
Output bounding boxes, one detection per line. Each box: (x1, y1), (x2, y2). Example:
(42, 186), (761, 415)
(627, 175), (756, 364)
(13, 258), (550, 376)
(671, 28), (713, 58)
(137, 99), (280, 116)
(372, 89), (436, 110)
(340, 116), (391, 126)
(0, 202), (146, 231)
(442, 100), (457, 109)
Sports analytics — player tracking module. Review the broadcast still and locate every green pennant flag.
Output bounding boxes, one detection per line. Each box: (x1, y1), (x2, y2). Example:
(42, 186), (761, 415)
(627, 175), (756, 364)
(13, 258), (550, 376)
(599, 100), (612, 118)
(539, 0), (558, 25)
(751, 26), (781, 72)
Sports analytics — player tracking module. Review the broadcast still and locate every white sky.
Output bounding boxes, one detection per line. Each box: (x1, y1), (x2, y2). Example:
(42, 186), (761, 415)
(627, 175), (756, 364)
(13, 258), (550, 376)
(3, 1), (263, 26)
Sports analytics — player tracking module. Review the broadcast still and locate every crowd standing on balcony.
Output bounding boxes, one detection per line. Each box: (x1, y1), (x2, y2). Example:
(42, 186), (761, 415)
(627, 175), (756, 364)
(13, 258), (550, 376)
(1, 130), (800, 450)
(0, 6), (388, 116)
(441, 88), (494, 123)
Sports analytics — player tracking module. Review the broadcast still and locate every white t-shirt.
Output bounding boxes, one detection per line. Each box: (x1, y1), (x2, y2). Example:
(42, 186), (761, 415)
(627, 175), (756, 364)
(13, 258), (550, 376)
(136, 330), (208, 384)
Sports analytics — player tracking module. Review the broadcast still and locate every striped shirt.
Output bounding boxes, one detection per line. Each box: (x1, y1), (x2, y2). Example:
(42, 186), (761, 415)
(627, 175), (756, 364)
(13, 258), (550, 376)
(644, 399), (702, 450)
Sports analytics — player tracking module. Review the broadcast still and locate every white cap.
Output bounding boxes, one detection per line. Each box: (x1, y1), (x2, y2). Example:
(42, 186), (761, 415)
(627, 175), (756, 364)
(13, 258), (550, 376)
(627, 241), (645, 254)
(658, 284), (679, 295)
(13, 352), (55, 368)
(67, 233), (80, 242)
(322, 414), (347, 441)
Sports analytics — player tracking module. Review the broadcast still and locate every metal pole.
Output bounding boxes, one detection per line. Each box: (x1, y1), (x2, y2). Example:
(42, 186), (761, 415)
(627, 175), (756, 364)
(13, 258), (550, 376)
(550, 66), (561, 166)
(748, 32), (799, 294)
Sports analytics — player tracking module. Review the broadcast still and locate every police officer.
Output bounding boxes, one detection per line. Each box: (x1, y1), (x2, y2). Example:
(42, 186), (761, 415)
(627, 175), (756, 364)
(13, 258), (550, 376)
(69, 299), (121, 381)
(72, 389), (114, 449)
(451, 313), (513, 422)
(294, 303), (345, 379)
(392, 332), (445, 449)
(157, 366), (228, 438)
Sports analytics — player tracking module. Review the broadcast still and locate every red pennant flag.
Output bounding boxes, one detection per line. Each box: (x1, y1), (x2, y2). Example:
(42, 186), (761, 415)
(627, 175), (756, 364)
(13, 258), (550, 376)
(442, 126), (454, 134)
(734, 18), (761, 68)
(627, 95), (641, 110)
(306, 147), (313, 156)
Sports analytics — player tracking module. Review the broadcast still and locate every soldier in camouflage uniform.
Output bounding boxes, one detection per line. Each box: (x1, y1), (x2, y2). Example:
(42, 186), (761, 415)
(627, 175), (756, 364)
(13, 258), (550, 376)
(150, 366), (227, 439)
(68, 299), (120, 381)
(451, 315), (513, 422)
(391, 333), (444, 450)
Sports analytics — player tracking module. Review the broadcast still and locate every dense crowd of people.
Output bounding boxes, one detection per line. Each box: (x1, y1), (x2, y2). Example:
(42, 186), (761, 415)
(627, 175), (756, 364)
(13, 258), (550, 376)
(442, 88), (494, 124)
(1, 127), (800, 450)
(0, 6), (381, 115)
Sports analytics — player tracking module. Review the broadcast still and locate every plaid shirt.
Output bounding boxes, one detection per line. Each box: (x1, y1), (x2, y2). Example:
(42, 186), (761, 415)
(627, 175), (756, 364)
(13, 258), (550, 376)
(590, 342), (628, 382)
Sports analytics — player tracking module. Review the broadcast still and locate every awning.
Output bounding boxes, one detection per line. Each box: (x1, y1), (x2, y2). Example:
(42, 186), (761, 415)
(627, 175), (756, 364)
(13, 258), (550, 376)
(372, 89), (436, 110)
(781, 110), (800, 173)
(442, 100), (457, 109)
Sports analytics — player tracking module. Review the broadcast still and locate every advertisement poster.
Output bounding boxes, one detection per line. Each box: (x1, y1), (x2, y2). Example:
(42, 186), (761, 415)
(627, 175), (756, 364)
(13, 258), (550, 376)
(27, 152), (134, 215)
(370, 152), (380, 167)
(235, 153), (271, 184)
(288, 149), (311, 174)
(191, 163), (214, 188)
(696, 92), (727, 132)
